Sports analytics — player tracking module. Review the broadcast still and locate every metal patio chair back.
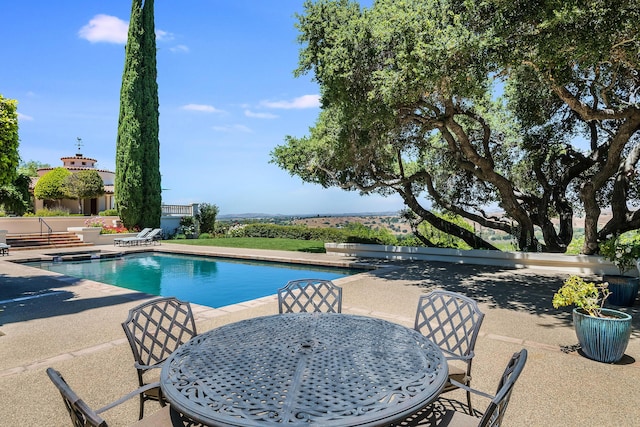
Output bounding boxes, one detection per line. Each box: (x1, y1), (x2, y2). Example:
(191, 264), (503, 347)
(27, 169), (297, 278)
(278, 279), (342, 313)
(46, 368), (173, 427)
(477, 349), (528, 427)
(122, 297), (197, 419)
(414, 290), (485, 411)
(396, 349), (527, 427)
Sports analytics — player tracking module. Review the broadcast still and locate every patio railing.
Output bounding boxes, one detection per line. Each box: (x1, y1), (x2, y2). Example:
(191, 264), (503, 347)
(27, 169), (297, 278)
(161, 204), (199, 217)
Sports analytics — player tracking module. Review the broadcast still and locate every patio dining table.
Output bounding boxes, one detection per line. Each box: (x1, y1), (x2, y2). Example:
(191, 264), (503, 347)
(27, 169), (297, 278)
(160, 313), (448, 426)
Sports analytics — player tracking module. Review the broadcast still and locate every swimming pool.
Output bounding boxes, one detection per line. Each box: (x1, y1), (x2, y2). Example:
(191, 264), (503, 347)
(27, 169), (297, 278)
(25, 252), (362, 308)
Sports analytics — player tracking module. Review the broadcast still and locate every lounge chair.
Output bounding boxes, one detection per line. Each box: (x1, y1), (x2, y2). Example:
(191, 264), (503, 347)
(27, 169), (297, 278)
(114, 228), (152, 247)
(0, 243), (10, 256)
(138, 228), (162, 245)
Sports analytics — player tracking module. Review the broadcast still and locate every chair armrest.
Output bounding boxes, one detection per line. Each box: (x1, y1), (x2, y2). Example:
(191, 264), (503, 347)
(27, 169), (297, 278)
(448, 378), (495, 401)
(95, 382), (161, 414)
(441, 349), (475, 362)
(134, 362), (163, 371)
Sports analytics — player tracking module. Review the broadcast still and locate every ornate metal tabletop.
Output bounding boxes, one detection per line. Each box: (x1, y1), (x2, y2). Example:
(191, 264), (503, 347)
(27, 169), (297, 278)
(161, 313), (448, 426)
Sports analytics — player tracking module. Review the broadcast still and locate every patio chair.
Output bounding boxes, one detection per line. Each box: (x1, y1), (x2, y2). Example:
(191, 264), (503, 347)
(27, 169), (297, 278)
(414, 290), (485, 412)
(114, 228), (152, 246)
(0, 243), (10, 256)
(122, 297), (198, 419)
(278, 278), (342, 313)
(46, 367), (189, 426)
(395, 349), (528, 427)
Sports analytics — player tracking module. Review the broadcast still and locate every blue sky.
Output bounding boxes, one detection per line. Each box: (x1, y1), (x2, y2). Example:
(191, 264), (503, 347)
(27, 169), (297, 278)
(2, 0), (403, 216)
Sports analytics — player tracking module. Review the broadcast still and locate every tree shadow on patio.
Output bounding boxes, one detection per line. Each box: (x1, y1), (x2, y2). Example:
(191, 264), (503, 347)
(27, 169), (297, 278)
(0, 272), (150, 326)
(371, 259), (640, 339)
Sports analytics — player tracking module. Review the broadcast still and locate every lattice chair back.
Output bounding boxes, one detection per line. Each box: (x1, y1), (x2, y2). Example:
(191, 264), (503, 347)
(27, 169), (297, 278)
(122, 297), (197, 419)
(47, 368), (107, 427)
(278, 279), (342, 313)
(414, 290), (485, 411)
(414, 290), (484, 359)
(478, 349), (528, 427)
(122, 297), (198, 369)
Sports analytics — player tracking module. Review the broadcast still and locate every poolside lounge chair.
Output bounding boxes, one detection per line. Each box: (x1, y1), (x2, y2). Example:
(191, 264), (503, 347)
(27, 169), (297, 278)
(278, 279), (343, 313)
(121, 297), (198, 419)
(0, 243), (9, 256)
(414, 290), (485, 412)
(138, 228), (162, 245)
(46, 367), (187, 426)
(114, 228), (152, 246)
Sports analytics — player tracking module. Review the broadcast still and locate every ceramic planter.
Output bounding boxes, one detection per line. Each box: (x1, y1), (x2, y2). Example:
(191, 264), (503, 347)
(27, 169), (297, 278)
(603, 275), (639, 307)
(573, 308), (632, 363)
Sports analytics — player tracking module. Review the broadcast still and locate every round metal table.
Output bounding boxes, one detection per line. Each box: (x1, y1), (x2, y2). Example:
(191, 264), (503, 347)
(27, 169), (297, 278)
(161, 313), (448, 426)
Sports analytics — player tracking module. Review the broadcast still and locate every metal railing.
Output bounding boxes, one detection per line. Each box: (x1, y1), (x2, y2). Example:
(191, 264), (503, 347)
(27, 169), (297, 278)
(39, 217), (52, 243)
(161, 204), (199, 217)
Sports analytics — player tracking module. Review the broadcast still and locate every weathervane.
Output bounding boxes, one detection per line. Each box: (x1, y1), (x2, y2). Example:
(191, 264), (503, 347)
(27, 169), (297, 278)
(76, 137), (83, 156)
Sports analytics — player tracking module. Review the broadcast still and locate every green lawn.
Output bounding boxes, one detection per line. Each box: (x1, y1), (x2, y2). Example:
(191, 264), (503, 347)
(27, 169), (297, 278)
(168, 237), (326, 253)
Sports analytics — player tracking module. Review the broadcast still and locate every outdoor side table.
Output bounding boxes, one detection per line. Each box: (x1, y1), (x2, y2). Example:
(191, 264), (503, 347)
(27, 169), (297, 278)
(160, 313), (448, 426)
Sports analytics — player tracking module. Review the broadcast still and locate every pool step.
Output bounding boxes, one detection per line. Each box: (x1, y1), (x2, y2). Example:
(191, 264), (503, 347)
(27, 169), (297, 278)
(6, 232), (94, 251)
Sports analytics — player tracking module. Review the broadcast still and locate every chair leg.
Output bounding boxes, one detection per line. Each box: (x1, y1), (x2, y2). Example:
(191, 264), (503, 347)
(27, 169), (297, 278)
(466, 389), (473, 414)
(138, 393), (144, 420)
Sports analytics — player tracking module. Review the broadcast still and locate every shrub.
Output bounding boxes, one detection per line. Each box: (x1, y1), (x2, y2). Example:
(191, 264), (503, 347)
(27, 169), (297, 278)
(225, 222), (396, 244)
(99, 209), (119, 216)
(33, 207), (71, 216)
(599, 232), (640, 275)
(180, 216), (196, 232)
(198, 233), (211, 239)
(196, 203), (219, 234)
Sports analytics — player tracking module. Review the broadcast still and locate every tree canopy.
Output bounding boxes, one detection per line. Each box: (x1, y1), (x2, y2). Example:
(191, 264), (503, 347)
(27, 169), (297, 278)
(0, 173), (31, 215)
(34, 167), (71, 204)
(0, 94), (20, 187)
(271, 0), (640, 253)
(116, 0), (161, 229)
(63, 170), (105, 214)
(18, 160), (51, 177)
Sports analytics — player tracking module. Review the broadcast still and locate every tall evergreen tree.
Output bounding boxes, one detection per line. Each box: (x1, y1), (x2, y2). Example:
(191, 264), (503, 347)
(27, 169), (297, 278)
(0, 94), (20, 187)
(115, 0), (161, 229)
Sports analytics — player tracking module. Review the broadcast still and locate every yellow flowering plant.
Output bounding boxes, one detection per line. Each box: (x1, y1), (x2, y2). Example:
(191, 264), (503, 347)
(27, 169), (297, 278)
(552, 275), (610, 317)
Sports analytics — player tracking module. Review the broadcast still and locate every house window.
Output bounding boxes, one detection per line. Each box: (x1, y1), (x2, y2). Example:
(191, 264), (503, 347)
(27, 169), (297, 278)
(82, 162), (86, 165)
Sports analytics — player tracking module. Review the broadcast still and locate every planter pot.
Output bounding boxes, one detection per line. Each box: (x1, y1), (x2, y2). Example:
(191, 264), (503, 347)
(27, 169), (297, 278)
(603, 275), (639, 307)
(573, 308), (632, 363)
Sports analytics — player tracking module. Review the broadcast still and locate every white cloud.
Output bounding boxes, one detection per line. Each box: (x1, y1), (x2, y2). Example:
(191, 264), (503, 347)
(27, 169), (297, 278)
(212, 125), (252, 133)
(261, 94), (320, 109)
(78, 14), (128, 44)
(155, 30), (174, 41)
(181, 104), (224, 113)
(169, 44), (190, 53)
(79, 14), (172, 45)
(244, 110), (278, 119)
(17, 113), (34, 121)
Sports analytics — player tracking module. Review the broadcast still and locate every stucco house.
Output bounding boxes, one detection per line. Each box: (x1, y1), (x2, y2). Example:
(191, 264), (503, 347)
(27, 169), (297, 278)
(31, 152), (116, 215)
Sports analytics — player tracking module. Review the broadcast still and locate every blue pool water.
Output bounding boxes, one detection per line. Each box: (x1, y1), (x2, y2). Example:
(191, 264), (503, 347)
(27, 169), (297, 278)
(26, 252), (361, 308)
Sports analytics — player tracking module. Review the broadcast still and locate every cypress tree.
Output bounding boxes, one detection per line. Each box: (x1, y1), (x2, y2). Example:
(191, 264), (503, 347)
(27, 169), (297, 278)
(115, 0), (161, 229)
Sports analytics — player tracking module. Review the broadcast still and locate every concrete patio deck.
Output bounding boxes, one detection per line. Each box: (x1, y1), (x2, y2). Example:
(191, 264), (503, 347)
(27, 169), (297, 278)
(0, 243), (638, 426)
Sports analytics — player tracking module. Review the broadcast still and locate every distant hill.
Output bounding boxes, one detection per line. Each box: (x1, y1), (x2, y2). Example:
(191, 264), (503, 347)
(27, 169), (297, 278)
(218, 211), (401, 220)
